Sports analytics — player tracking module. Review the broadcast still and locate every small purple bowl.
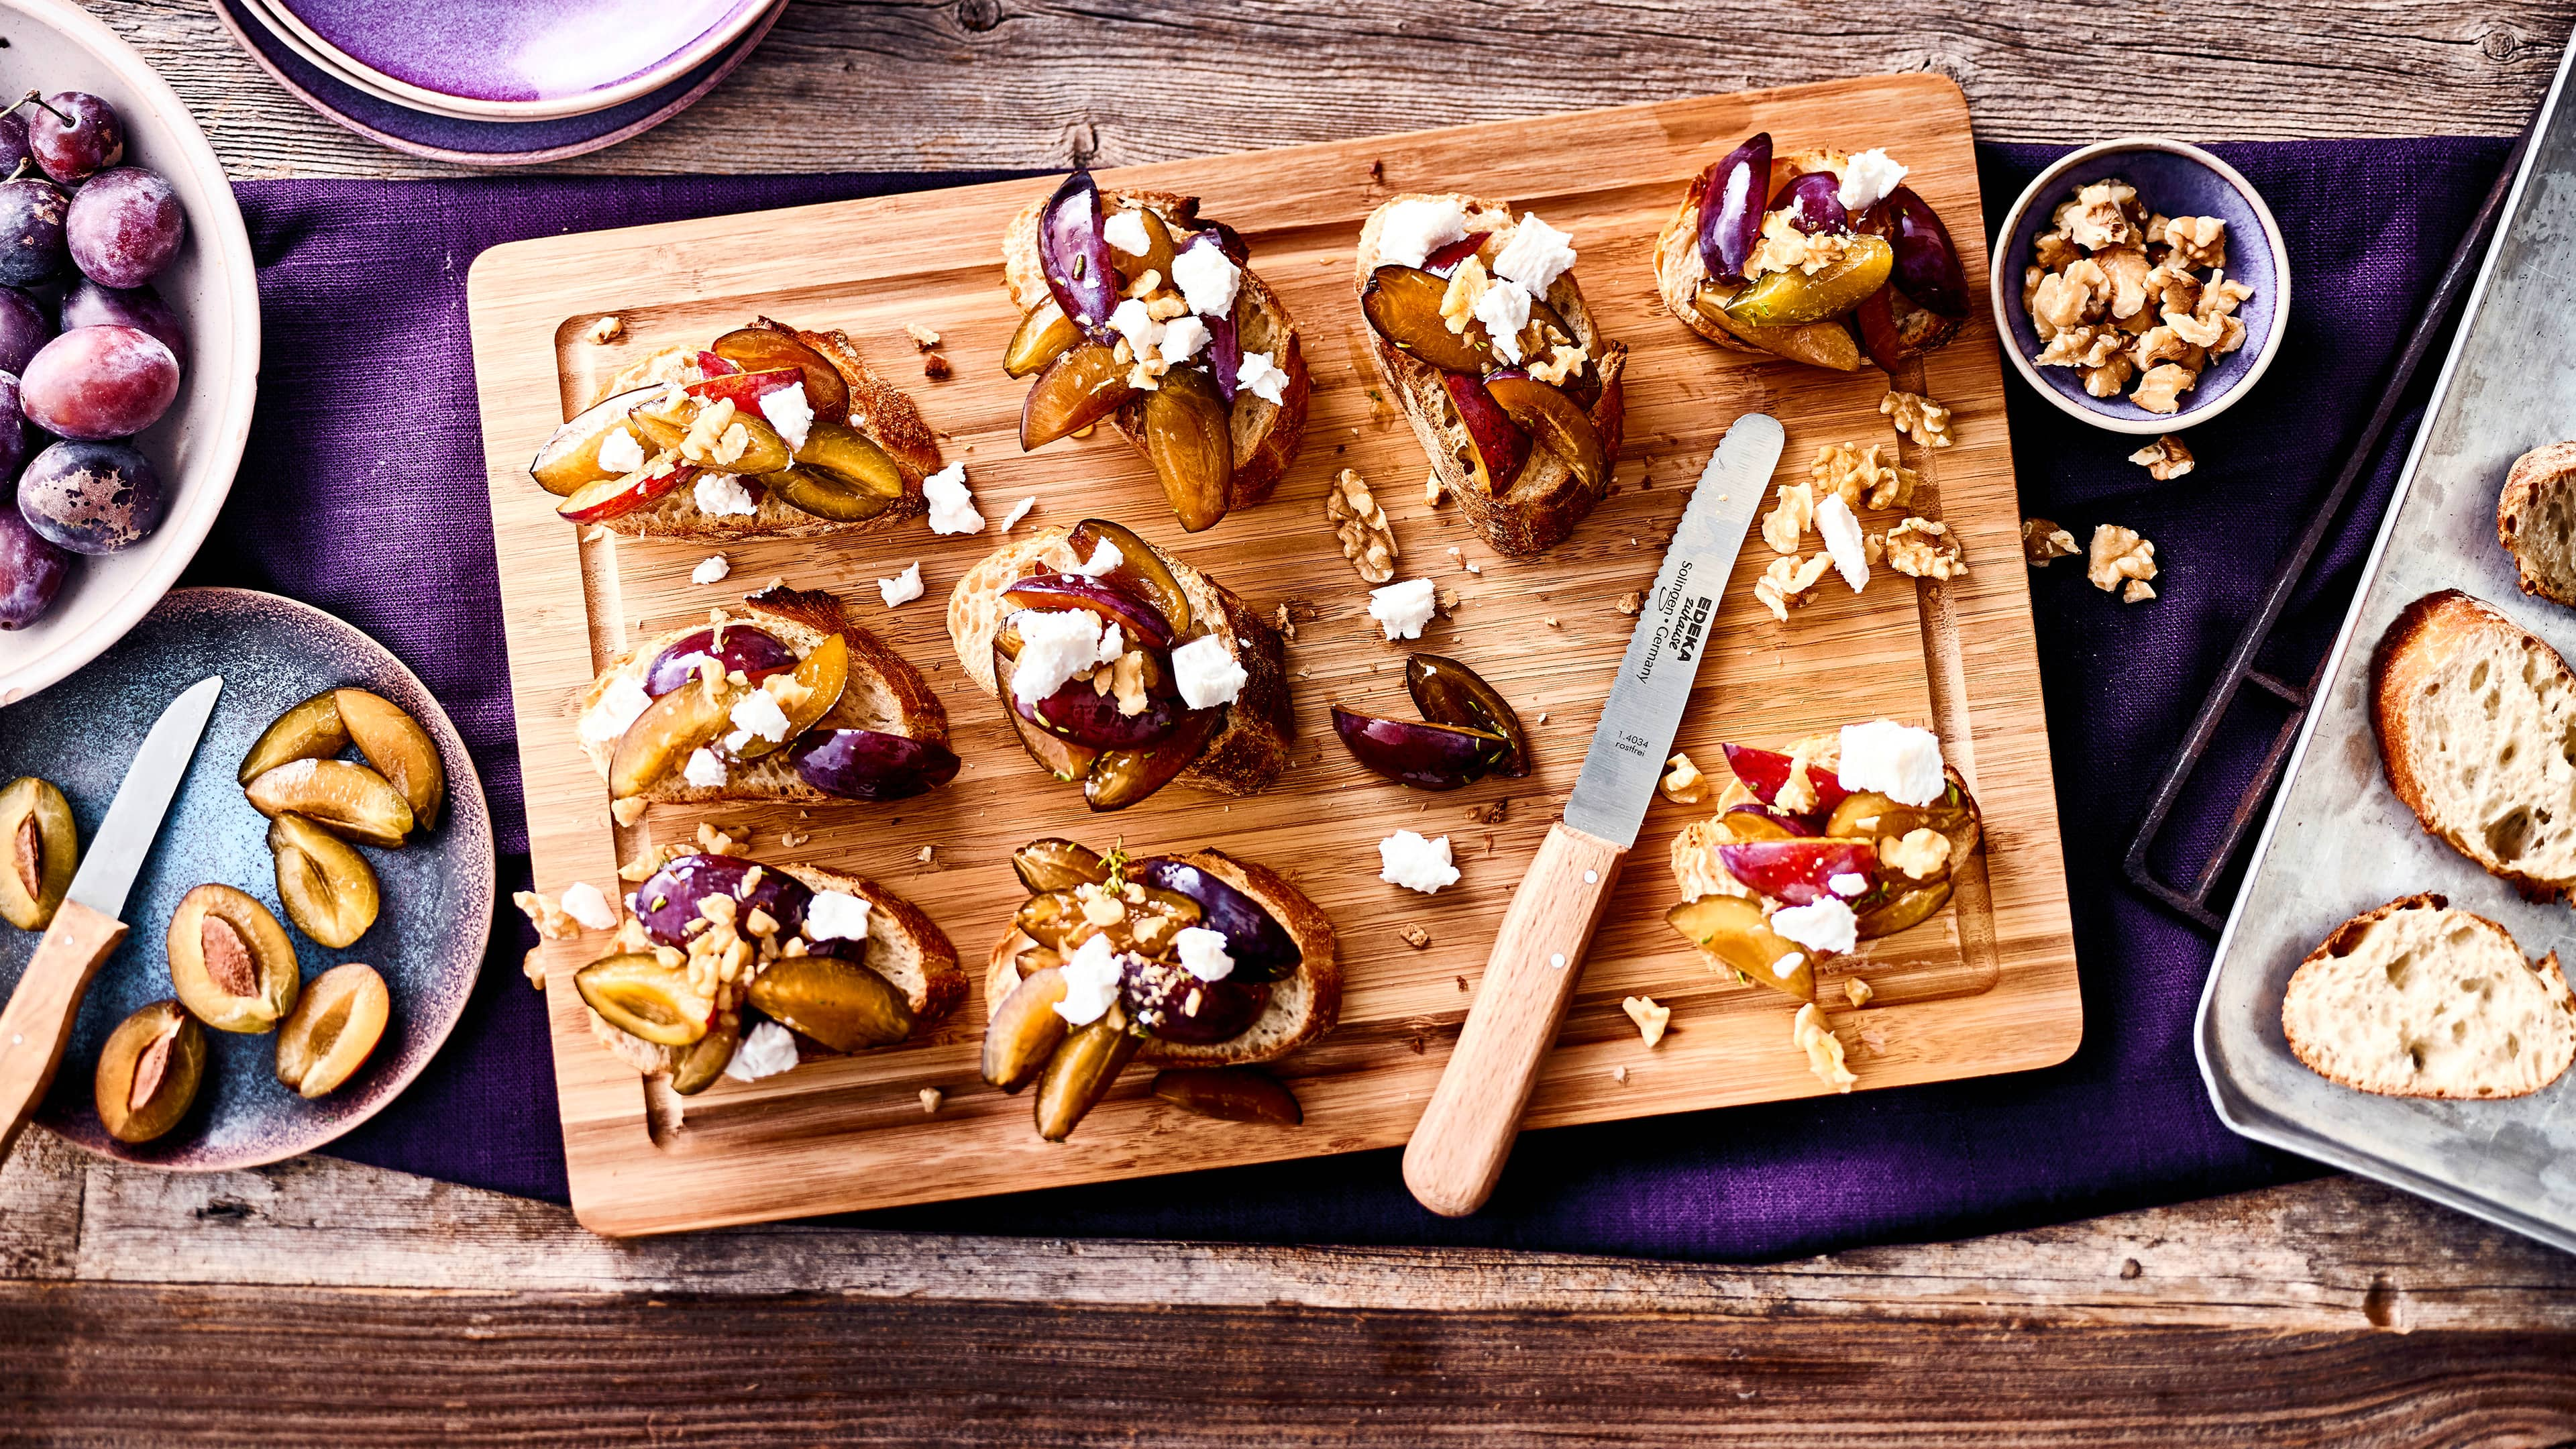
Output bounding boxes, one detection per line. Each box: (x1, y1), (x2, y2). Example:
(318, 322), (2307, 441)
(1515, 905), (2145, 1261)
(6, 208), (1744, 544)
(1990, 138), (2290, 435)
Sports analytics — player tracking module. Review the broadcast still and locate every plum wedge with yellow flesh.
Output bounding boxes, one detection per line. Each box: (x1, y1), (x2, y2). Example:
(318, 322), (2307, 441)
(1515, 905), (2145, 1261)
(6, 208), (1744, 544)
(1065, 519), (1191, 635)
(1035, 1003), (1139, 1141)
(245, 759), (413, 847)
(1002, 574), (1176, 649)
(168, 883), (300, 1032)
(1141, 365), (1233, 532)
(1152, 1068), (1302, 1124)
(1442, 372), (1531, 495)
(575, 953), (707, 1047)
(1857, 881), (1953, 938)
(1693, 286), (1864, 371)
(628, 399), (792, 476)
(1086, 702), (1220, 812)
(1722, 804), (1811, 841)
(1404, 653), (1529, 776)
(1015, 884), (1199, 957)
(333, 688), (443, 831)
(269, 812), (378, 949)
(1022, 342), (1135, 449)
(1481, 371), (1607, 493)
(983, 967), (1071, 1091)
(1824, 772), (1982, 866)
(530, 385), (659, 496)
(1717, 839), (1877, 906)
(273, 963), (388, 1099)
(1361, 264), (1493, 374)
(763, 420), (905, 522)
(1011, 838), (1108, 893)
(747, 953), (916, 1051)
(608, 678), (737, 799)
(1666, 894), (1816, 1003)
(645, 625), (795, 697)
(1331, 706), (1504, 791)
(1697, 132), (1771, 285)
(0, 775), (76, 929)
(1004, 299), (1081, 379)
(709, 327), (849, 423)
(1128, 855), (1300, 983)
(239, 691), (345, 783)
(555, 458), (696, 524)
(732, 634), (849, 761)
(669, 1013), (742, 1096)
(1721, 235), (1894, 327)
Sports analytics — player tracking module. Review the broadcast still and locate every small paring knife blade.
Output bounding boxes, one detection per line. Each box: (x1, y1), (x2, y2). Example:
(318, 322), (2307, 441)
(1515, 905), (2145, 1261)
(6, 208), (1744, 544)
(1401, 415), (1784, 1218)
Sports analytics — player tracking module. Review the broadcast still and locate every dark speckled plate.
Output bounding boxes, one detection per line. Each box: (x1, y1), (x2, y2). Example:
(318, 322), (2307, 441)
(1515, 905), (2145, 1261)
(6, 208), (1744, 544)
(0, 588), (493, 1169)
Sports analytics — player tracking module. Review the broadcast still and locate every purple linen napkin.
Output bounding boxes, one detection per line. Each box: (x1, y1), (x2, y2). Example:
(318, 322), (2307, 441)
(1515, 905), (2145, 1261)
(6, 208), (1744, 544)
(186, 139), (2510, 1258)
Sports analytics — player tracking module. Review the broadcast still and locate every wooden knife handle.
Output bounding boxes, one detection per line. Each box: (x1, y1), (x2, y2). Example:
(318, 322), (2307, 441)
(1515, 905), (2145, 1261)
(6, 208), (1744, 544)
(0, 900), (129, 1163)
(1403, 820), (1625, 1217)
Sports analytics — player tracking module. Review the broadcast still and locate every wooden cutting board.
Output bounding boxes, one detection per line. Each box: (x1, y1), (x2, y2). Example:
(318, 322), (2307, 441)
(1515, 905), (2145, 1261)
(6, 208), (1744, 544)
(467, 72), (2079, 1237)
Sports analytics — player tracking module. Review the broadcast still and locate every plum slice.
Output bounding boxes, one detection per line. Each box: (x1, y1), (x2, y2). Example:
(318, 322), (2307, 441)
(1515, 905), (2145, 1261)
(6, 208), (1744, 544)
(629, 400), (792, 476)
(791, 729), (961, 802)
(531, 385), (661, 497)
(1002, 574), (1176, 649)
(709, 327), (849, 423)
(1016, 883), (1199, 957)
(608, 678), (737, 798)
(1113, 205), (1182, 289)
(1036, 169), (1120, 330)
(1769, 171), (1849, 235)
(1128, 855), (1301, 983)
(747, 955), (915, 1051)
(1011, 839), (1108, 893)
(684, 366), (800, 412)
(1854, 283), (1963, 372)
(1857, 881), (1953, 939)
(1085, 703), (1220, 812)
(1152, 1068), (1302, 1124)
(1004, 299), (1081, 379)
(1021, 341), (1135, 449)
(995, 640), (1100, 783)
(1142, 364), (1234, 533)
(983, 967), (1071, 1091)
(1695, 132), (1771, 285)
(1721, 804), (1811, 841)
(763, 420), (905, 521)
(1823, 773), (1982, 867)
(1421, 233), (1489, 277)
(1065, 519), (1192, 636)
(1360, 264), (1493, 374)
(1665, 894), (1815, 1003)
(694, 349), (741, 377)
(1716, 839), (1878, 906)
(726, 634), (850, 763)
(1025, 655), (1183, 751)
(1404, 653), (1529, 775)
(644, 625), (796, 697)
(633, 853), (815, 948)
(1721, 743), (1851, 820)
(575, 953), (708, 1047)
(1121, 956), (1268, 1044)
(1862, 185), (1971, 320)
(1331, 706), (1503, 792)
(1690, 286), (1864, 372)
(1035, 1005), (1139, 1141)
(1482, 370), (1607, 492)
(556, 458), (695, 523)
(1442, 372), (1531, 496)
(1721, 235), (1893, 327)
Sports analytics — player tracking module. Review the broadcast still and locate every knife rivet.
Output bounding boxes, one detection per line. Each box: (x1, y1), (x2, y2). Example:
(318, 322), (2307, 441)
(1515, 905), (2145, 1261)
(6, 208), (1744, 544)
(1583, 869), (1598, 883)
(1549, 953), (1566, 969)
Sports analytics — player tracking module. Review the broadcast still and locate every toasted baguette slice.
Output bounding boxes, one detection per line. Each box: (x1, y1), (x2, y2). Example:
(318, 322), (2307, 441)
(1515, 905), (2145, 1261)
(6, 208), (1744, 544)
(587, 863), (965, 1079)
(577, 584), (948, 806)
(2497, 441), (2576, 608)
(947, 524), (1293, 799)
(2284, 894), (2575, 1099)
(586, 319), (941, 541)
(1001, 186), (1310, 514)
(1652, 148), (1880, 372)
(2373, 590), (2576, 898)
(1354, 195), (1629, 556)
(983, 849), (1339, 1065)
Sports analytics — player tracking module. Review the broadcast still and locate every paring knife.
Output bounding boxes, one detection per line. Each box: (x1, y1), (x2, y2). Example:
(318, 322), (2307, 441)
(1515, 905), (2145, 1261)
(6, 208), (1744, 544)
(1403, 414), (1784, 1217)
(0, 674), (223, 1162)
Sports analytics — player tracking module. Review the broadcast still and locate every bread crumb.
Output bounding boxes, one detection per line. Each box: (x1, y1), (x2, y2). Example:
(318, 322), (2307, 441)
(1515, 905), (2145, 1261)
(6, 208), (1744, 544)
(1426, 473), (1446, 506)
(1456, 975), (1470, 991)
(919, 1087), (944, 1114)
(1616, 592), (1642, 615)
(1544, 616), (1560, 627)
(587, 315), (623, 344)
(904, 323), (941, 350)
(922, 354), (953, 380)
(1843, 977), (1874, 1008)
(1536, 710), (1548, 724)
(1611, 1065), (1629, 1083)
(1621, 994), (1672, 1048)
(610, 796), (649, 827)
(523, 947), (547, 989)
(1399, 926), (1432, 949)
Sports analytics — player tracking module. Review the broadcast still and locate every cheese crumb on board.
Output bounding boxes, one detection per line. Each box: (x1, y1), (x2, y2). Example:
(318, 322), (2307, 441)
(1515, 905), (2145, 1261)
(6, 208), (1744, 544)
(1621, 994), (1671, 1048)
(879, 562), (924, 608)
(1379, 830), (1460, 894)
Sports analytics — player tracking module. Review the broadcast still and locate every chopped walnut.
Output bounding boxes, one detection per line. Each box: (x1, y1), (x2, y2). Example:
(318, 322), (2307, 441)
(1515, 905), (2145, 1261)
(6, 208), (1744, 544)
(2029, 270), (2094, 337)
(2129, 435), (2196, 481)
(1813, 441), (1917, 511)
(2131, 325), (2204, 375)
(2032, 230), (2082, 273)
(696, 820), (743, 856)
(610, 796), (649, 827)
(1621, 994), (1672, 1049)
(1880, 517), (1967, 580)
(922, 354), (953, 380)
(1843, 977), (1874, 1008)
(1880, 827), (1951, 879)
(904, 322), (941, 350)
(1661, 751), (1707, 804)
(2161, 215), (2226, 270)
(1326, 468), (1399, 584)
(513, 890), (580, 941)
(2125, 578), (2157, 602)
(2079, 355), (2136, 399)
(1753, 553), (1833, 622)
(523, 947), (547, 989)
(2035, 324), (2125, 370)
(1761, 480), (1815, 554)
(2022, 517), (2080, 566)
(1616, 591), (1642, 616)
(1775, 737), (1829, 816)
(587, 314), (624, 345)
(1438, 256), (1493, 339)
(2088, 524), (2158, 600)
(2092, 246), (2151, 320)
(1399, 926), (1432, 950)
(1746, 209), (1856, 278)
(2131, 363), (2196, 415)
(1793, 1004), (1858, 1093)
(1881, 390), (1953, 449)
(777, 830), (810, 849)
(1527, 343), (1588, 386)
(2064, 180), (2140, 250)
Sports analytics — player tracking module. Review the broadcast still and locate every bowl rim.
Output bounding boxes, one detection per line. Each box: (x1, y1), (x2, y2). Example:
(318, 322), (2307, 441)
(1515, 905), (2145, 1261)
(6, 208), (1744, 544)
(1986, 136), (2292, 436)
(0, 0), (262, 707)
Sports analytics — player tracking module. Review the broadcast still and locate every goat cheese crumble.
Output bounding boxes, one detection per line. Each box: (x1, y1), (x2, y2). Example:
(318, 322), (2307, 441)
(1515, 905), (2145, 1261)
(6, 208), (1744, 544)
(1055, 932), (1126, 1026)
(1009, 608), (1124, 708)
(1000, 496), (1036, 531)
(1102, 207), (1152, 256)
(580, 675), (653, 747)
(879, 561), (924, 608)
(723, 1020), (801, 1082)
(1815, 493), (1869, 592)
(596, 427), (645, 476)
(924, 462), (983, 535)
(1379, 829), (1460, 894)
(758, 382), (814, 453)
(690, 554), (731, 585)
(1836, 149), (1909, 213)
(1171, 633), (1247, 708)
(1070, 537), (1124, 578)
(1473, 280), (1532, 364)
(694, 472), (758, 517)
(1234, 350), (1288, 405)
(1837, 719), (1945, 806)
(1770, 898), (1858, 957)
(559, 881), (618, 931)
(1368, 577), (1437, 641)
(682, 747), (728, 788)
(1159, 313), (1212, 365)
(722, 687), (792, 754)
(1492, 213), (1577, 297)
(1377, 197), (1468, 268)
(1170, 237), (1242, 318)
(804, 890), (873, 943)
(1175, 926), (1235, 982)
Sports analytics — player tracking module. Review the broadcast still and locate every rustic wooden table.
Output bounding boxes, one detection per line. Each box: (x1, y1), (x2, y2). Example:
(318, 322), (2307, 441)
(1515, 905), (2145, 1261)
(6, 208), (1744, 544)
(6, 2), (2576, 1442)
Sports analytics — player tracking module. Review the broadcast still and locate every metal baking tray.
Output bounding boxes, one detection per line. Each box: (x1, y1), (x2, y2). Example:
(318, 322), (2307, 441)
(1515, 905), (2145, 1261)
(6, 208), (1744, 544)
(2198, 39), (2576, 1253)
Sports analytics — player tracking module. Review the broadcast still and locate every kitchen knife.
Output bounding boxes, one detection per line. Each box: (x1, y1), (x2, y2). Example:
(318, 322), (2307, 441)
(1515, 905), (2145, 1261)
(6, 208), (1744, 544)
(1402, 414), (1784, 1216)
(0, 674), (223, 1161)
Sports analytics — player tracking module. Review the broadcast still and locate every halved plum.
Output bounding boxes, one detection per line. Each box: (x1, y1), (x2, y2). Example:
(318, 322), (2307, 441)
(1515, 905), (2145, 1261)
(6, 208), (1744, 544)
(574, 953), (708, 1047)
(729, 635), (850, 762)
(763, 419), (904, 521)
(1360, 264), (1493, 374)
(1722, 235), (1894, 327)
(632, 852), (815, 948)
(1482, 371), (1607, 492)
(556, 458), (695, 523)
(609, 678), (737, 798)
(1695, 132), (1771, 285)
(1036, 169), (1119, 329)
(1442, 372), (1531, 495)
(1128, 856), (1301, 983)
(1002, 573), (1175, 649)
(1405, 653), (1529, 777)
(792, 729), (961, 801)
(1861, 185), (1971, 320)
(995, 641), (1099, 783)
(1721, 743), (1852, 819)
(1769, 171), (1849, 235)
(1022, 341), (1135, 449)
(1665, 893), (1815, 1003)
(1012, 838), (1108, 893)
(1721, 804), (1811, 841)
(709, 327), (849, 423)
(530, 385), (660, 497)
(1856, 881), (1953, 938)
(1065, 519), (1191, 636)
(1120, 956), (1267, 1044)
(1716, 839), (1878, 906)
(1085, 703), (1220, 812)
(645, 625), (796, 698)
(1004, 299), (1081, 378)
(1141, 365), (1233, 533)
(1330, 706), (1503, 791)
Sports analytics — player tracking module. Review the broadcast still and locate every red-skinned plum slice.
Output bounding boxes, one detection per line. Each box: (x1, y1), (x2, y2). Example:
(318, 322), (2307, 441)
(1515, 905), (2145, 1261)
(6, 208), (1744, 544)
(1421, 233), (1489, 277)
(709, 327), (849, 423)
(1024, 655), (1182, 751)
(529, 384), (659, 496)
(1120, 956), (1268, 1044)
(684, 366), (801, 412)
(1361, 264), (1493, 374)
(791, 729), (961, 801)
(1085, 702), (1219, 812)
(1862, 186), (1972, 320)
(1717, 839), (1878, 906)
(642, 625), (796, 698)
(1769, 171), (1849, 235)
(1481, 370), (1607, 492)
(1002, 574), (1175, 649)
(1331, 706), (1503, 792)
(1721, 742), (1851, 819)
(1064, 519), (1192, 636)
(1405, 653), (1529, 776)
(555, 458), (694, 523)
(1695, 132), (1770, 285)
(1127, 856), (1302, 983)
(1442, 372), (1531, 495)
(1036, 170), (1119, 330)
(632, 853), (815, 948)
(1721, 804), (1812, 840)
(694, 349), (740, 376)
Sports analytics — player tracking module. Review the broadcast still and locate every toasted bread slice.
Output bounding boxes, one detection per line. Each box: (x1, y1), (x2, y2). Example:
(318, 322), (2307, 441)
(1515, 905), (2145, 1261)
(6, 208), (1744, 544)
(2498, 441), (2576, 609)
(1652, 148), (1879, 371)
(1353, 195), (1629, 556)
(2373, 590), (2576, 898)
(946, 525), (1292, 799)
(586, 319), (941, 541)
(577, 584), (948, 806)
(1001, 186), (1310, 515)
(983, 848), (1339, 1065)
(586, 862), (965, 1079)
(2284, 893), (2575, 1099)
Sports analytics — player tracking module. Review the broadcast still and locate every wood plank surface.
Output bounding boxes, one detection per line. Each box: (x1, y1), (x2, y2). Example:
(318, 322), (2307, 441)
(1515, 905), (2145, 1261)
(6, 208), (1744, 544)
(88, 0), (2576, 179)
(468, 73), (2078, 1234)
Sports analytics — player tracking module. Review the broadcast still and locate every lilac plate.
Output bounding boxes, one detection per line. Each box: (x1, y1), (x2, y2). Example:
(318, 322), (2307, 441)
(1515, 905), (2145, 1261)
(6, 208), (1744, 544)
(264, 0), (769, 119)
(214, 0), (780, 167)
(0, 589), (493, 1171)
(1990, 138), (2290, 435)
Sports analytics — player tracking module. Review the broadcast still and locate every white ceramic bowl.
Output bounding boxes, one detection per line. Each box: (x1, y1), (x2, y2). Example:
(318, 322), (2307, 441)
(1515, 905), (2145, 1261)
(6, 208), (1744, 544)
(0, 0), (260, 706)
(1988, 137), (2290, 436)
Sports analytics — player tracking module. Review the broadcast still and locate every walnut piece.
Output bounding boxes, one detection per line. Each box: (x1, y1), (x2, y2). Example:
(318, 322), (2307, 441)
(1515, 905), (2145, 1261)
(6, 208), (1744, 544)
(2063, 179), (2140, 250)
(1622, 994), (1672, 1049)
(1399, 926), (1432, 950)
(1843, 977), (1874, 1008)
(1661, 751), (1707, 804)
(1813, 441), (1917, 511)
(2092, 245), (2151, 320)
(1616, 591), (1643, 615)
(2022, 517), (2080, 567)
(587, 314), (624, 344)
(1880, 826), (1951, 879)
(1879, 517), (1968, 580)
(513, 890), (580, 941)
(2161, 215), (2227, 270)
(2032, 230), (2082, 273)
(922, 354), (953, 380)
(1775, 737), (1830, 816)
(1746, 209), (1856, 278)
(2131, 363), (2196, 415)
(2088, 524), (2158, 600)
(1793, 1003), (1858, 1093)
(2080, 355), (2135, 399)
(1326, 468), (1399, 584)
(2035, 324), (2125, 370)
(2129, 435), (2196, 481)
(1753, 553), (1833, 622)
(904, 322), (941, 350)
(1761, 480), (1815, 554)
(1882, 389), (1953, 449)
(2019, 181), (2254, 417)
